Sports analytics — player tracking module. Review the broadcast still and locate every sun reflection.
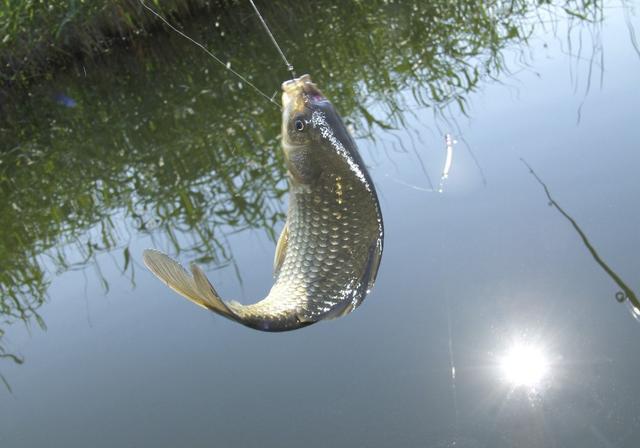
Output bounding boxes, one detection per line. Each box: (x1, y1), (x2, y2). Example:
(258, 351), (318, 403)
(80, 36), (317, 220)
(499, 342), (550, 389)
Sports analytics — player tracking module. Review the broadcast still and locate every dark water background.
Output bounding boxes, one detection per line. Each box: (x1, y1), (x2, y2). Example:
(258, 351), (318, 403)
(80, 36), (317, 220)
(1, 1), (639, 446)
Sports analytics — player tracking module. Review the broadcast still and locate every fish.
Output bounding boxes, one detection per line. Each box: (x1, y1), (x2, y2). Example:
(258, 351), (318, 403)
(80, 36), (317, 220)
(143, 74), (384, 332)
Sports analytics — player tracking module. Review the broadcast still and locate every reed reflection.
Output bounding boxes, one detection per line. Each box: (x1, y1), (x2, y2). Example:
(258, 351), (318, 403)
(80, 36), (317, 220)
(522, 159), (640, 323)
(0, 0), (607, 388)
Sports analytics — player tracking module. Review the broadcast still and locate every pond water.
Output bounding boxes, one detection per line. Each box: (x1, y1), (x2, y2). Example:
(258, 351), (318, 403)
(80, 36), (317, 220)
(1, 1), (640, 446)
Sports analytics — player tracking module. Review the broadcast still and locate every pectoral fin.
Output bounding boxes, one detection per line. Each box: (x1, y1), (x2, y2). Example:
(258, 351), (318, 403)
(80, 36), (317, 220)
(367, 237), (383, 292)
(273, 224), (289, 277)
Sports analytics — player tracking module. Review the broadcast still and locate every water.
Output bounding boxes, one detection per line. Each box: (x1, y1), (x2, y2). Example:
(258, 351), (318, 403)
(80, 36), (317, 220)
(1, 1), (640, 446)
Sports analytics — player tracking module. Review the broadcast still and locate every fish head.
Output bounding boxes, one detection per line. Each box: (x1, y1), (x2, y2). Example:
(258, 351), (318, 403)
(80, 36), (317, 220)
(281, 74), (326, 145)
(281, 74), (357, 184)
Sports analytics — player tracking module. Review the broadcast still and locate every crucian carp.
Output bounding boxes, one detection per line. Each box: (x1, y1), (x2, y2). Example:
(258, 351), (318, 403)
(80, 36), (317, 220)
(143, 75), (384, 331)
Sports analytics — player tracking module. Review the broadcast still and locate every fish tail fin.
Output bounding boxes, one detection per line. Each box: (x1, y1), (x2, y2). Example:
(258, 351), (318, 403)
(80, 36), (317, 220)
(142, 249), (236, 319)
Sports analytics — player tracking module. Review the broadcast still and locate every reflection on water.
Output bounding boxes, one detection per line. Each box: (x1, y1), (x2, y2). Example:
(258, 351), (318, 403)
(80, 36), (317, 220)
(0, 6), (638, 448)
(437, 134), (456, 193)
(498, 340), (550, 390)
(0, 1), (638, 446)
(522, 158), (640, 323)
(0, 0), (607, 378)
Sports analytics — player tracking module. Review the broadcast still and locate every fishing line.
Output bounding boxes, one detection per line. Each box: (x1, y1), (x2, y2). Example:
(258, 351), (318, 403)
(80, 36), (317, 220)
(248, 0), (296, 79)
(445, 292), (460, 444)
(139, 0), (280, 108)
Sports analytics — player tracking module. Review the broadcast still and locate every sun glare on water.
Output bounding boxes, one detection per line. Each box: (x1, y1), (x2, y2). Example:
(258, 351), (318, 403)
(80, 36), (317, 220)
(499, 342), (550, 389)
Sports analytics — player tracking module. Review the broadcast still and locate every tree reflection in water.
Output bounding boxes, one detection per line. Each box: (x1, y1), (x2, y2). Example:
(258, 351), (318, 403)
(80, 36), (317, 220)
(0, 0), (609, 386)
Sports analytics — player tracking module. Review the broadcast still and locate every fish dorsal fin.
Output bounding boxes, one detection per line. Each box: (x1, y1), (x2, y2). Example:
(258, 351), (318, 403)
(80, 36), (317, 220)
(273, 223), (289, 277)
(142, 249), (209, 310)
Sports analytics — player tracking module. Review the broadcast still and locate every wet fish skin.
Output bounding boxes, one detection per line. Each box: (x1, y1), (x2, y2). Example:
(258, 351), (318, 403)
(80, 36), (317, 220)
(143, 74), (383, 331)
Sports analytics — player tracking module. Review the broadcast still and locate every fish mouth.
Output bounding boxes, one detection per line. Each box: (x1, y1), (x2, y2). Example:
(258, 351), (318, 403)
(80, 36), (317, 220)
(281, 74), (326, 114)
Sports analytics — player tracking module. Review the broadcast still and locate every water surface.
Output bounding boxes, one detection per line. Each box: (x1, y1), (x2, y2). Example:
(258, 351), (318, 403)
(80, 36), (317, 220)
(1, 1), (639, 447)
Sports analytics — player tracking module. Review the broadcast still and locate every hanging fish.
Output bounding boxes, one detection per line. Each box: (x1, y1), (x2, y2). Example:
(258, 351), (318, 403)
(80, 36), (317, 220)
(143, 75), (384, 331)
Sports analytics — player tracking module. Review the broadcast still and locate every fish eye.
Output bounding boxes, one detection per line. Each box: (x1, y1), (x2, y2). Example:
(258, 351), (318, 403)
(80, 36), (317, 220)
(295, 119), (305, 132)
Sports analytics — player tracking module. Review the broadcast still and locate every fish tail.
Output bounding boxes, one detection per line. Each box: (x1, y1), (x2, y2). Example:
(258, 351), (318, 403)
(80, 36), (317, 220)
(142, 249), (237, 320)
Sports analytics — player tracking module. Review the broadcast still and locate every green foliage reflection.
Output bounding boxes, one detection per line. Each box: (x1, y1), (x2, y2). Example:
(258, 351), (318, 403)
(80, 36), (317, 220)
(0, 0), (602, 387)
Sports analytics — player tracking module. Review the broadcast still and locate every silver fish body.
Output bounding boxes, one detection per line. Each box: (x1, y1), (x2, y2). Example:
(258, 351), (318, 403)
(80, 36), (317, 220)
(144, 74), (383, 331)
